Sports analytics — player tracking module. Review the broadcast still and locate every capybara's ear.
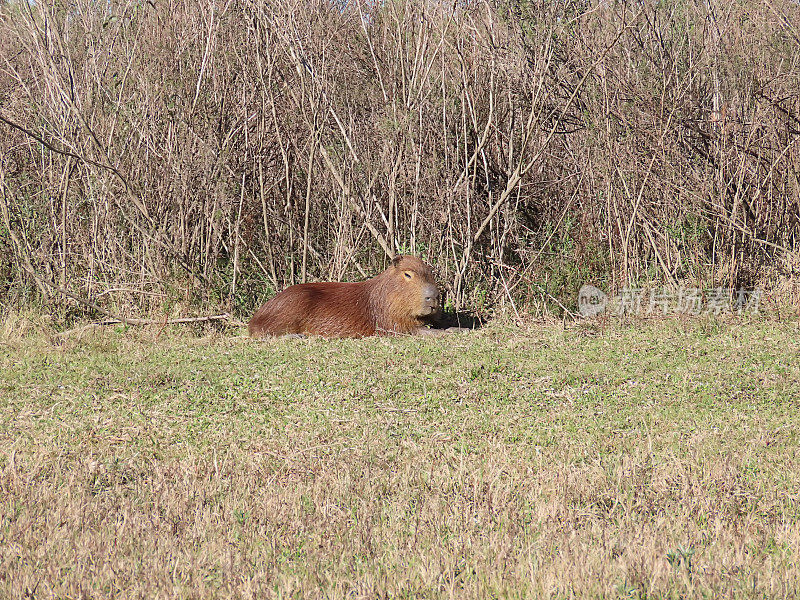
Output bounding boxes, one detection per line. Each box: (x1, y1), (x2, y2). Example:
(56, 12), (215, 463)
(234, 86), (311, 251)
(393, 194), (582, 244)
(392, 255), (403, 268)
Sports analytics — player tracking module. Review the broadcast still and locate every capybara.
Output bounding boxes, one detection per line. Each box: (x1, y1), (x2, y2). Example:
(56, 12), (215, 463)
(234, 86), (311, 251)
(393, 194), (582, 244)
(248, 255), (441, 338)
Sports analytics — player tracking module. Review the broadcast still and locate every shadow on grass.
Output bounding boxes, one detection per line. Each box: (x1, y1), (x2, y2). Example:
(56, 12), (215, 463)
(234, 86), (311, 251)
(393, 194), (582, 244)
(431, 310), (485, 331)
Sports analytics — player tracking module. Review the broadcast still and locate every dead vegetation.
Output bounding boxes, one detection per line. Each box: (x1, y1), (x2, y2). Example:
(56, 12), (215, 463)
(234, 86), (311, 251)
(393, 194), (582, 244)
(1, 0), (799, 319)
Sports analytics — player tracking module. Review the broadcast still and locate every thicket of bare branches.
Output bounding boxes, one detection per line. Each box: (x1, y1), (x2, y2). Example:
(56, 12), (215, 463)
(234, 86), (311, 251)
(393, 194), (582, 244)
(1, 0), (799, 319)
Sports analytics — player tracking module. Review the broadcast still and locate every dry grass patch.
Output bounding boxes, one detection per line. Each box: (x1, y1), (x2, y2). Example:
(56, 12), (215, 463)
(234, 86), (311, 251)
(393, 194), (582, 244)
(1, 318), (800, 598)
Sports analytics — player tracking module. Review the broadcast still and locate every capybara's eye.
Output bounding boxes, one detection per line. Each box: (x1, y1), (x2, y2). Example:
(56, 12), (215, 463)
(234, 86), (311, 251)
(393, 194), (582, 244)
(404, 271), (413, 280)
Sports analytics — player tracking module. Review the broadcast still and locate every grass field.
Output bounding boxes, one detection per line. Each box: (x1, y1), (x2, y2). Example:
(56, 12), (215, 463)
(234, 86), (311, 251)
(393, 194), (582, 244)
(1, 316), (799, 598)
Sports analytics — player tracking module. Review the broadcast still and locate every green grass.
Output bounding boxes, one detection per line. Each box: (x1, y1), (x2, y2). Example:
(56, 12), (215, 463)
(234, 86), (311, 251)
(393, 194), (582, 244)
(1, 316), (799, 598)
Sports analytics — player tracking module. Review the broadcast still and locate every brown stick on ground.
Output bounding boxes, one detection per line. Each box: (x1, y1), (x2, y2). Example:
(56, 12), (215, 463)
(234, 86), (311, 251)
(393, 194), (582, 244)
(16, 263), (241, 334)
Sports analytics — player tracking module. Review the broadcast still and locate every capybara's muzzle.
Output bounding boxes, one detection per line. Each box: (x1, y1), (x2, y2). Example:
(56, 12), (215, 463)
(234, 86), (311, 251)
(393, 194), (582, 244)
(421, 283), (440, 315)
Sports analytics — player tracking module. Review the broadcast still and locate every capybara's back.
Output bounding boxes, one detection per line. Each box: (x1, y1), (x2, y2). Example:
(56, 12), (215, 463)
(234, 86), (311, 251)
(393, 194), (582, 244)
(248, 255), (440, 338)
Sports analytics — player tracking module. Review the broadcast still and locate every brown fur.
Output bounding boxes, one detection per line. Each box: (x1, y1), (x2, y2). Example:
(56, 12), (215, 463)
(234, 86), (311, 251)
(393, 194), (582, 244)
(248, 255), (441, 338)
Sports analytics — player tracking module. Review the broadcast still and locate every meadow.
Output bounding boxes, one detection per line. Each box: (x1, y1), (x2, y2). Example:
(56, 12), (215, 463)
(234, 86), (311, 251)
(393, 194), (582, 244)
(1, 316), (799, 598)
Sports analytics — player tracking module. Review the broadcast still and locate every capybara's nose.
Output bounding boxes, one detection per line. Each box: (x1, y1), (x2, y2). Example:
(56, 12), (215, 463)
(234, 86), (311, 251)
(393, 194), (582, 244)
(423, 284), (439, 307)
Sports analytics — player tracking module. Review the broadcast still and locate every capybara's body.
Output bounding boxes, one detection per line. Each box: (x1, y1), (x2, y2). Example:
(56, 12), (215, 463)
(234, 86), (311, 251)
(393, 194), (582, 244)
(248, 255), (440, 338)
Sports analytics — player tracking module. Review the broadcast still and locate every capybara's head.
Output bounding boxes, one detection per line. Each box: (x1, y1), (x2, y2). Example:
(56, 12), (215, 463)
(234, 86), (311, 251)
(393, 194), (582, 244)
(383, 255), (440, 319)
